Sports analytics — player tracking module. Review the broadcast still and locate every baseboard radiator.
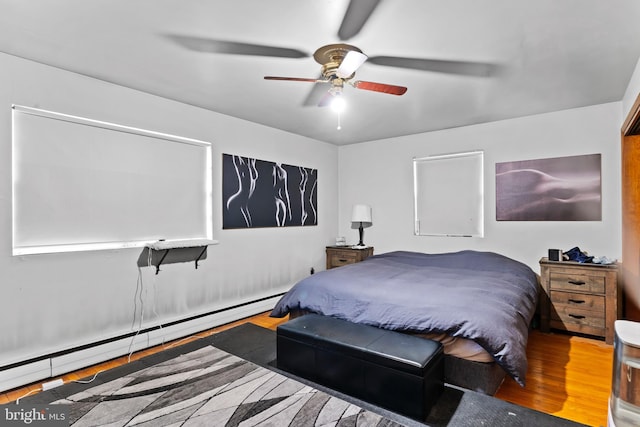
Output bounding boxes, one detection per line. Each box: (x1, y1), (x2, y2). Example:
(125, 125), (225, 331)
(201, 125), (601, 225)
(0, 296), (281, 393)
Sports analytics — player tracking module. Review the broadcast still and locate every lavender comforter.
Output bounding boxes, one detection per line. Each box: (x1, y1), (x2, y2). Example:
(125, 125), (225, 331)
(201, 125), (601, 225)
(270, 250), (539, 386)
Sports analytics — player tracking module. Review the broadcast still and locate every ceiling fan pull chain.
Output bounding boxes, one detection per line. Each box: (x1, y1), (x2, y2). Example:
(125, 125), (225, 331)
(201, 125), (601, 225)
(337, 113), (342, 130)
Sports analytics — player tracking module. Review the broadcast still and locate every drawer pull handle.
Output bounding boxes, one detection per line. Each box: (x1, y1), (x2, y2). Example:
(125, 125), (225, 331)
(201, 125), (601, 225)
(569, 314), (586, 319)
(339, 259), (348, 263)
(568, 280), (586, 286)
(568, 299), (585, 304)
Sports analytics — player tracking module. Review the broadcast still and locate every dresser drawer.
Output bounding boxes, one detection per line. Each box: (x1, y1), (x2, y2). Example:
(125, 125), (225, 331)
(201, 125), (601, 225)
(550, 290), (605, 312)
(550, 291), (605, 329)
(549, 271), (605, 294)
(550, 312), (605, 331)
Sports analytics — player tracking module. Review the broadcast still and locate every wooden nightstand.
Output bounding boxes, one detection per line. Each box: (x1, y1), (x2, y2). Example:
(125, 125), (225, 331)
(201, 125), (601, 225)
(326, 246), (374, 269)
(539, 257), (620, 344)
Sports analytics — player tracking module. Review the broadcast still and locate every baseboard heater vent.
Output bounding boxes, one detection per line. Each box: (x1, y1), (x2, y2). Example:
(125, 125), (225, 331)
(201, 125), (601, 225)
(1, 295), (281, 393)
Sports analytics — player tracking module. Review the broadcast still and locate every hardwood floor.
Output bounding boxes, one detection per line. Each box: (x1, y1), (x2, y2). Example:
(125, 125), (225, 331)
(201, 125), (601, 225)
(495, 328), (613, 427)
(0, 312), (613, 426)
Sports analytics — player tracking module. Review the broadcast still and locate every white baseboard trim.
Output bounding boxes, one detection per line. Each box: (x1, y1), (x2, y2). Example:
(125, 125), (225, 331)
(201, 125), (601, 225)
(1, 296), (280, 394)
(0, 359), (51, 394)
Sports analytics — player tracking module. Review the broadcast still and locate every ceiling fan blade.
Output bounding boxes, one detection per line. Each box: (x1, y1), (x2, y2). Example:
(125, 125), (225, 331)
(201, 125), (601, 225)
(338, 0), (382, 40)
(352, 80), (407, 95)
(302, 79), (332, 106)
(336, 50), (368, 78)
(264, 76), (324, 83)
(317, 92), (334, 108)
(367, 56), (501, 77)
(167, 35), (308, 58)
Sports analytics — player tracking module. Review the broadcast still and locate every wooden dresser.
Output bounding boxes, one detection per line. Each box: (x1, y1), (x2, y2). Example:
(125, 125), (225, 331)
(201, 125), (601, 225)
(326, 246), (373, 269)
(539, 257), (620, 344)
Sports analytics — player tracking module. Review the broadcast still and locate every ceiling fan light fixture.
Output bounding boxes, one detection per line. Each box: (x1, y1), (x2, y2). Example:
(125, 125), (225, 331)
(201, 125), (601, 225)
(331, 94), (346, 113)
(329, 86), (346, 113)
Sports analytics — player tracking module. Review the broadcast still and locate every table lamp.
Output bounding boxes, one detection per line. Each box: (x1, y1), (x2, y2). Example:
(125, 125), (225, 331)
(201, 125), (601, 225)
(351, 204), (372, 247)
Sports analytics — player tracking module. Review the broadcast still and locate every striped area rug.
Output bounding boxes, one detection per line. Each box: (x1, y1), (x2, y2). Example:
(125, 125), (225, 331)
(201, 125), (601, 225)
(51, 345), (403, 426)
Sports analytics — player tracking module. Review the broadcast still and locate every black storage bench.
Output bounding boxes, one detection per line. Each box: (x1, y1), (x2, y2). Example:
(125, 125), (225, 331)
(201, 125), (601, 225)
(276, 314), (444, 420)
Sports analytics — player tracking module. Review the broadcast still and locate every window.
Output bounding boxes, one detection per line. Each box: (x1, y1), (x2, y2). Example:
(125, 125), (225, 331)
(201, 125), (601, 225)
(12, 105), (213, 255)
(413, 150), (484, 237)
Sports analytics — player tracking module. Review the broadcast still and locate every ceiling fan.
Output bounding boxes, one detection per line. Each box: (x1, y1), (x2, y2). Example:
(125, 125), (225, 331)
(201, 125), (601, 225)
(264, 43), (407, 108)
(167, 0), (500, 106)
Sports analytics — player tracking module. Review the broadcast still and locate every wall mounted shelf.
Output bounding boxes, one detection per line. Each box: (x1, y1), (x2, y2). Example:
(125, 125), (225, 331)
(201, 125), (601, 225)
(145, 239), (219, 274)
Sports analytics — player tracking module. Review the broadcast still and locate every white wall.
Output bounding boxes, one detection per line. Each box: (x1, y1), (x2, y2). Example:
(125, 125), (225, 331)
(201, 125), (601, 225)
(338, 102), (623, 272)
(0, 53), (337, 371)
(623, 56), (640, 117)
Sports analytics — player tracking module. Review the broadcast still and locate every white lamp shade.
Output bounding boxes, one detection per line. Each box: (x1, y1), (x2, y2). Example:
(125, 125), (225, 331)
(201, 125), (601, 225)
(351, 204), (372, 228)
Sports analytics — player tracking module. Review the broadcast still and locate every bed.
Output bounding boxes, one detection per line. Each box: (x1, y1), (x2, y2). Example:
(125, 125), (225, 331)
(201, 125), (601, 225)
(270, 250), (540, 394)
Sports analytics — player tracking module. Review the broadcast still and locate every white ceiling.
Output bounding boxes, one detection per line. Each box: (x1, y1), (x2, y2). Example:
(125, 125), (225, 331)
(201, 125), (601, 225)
(1, 0), (640, 145)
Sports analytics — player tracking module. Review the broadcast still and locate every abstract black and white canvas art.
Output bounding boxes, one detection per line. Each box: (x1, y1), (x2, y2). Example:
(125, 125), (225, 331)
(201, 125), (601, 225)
(223, 154), (317, 229)
(496, 153), (601, 221)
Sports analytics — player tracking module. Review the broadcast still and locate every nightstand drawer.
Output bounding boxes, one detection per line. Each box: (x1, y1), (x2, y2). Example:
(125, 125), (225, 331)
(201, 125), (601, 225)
(550, 290), (605, 331)
(550, 290), (605, 312)
(326, 246), (374, 269)
(329, 252), (359, 267)
(549, 272), (605, 294)
(550, 309), (605, 330)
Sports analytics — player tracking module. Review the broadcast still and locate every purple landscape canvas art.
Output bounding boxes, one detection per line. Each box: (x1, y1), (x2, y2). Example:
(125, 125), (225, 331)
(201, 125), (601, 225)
(496, 153), (601, 221)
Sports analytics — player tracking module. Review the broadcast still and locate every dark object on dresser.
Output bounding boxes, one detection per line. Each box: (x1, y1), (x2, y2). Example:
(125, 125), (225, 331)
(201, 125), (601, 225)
(276, 314), (444, 421)
(548, 248), (562, 262)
